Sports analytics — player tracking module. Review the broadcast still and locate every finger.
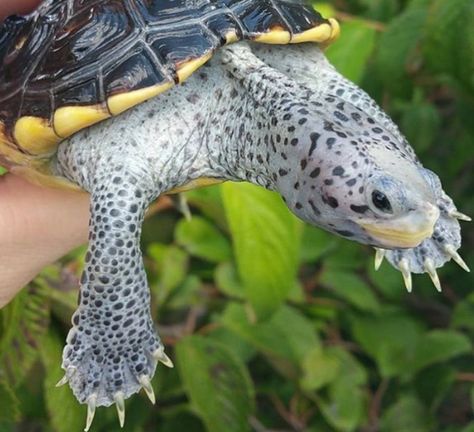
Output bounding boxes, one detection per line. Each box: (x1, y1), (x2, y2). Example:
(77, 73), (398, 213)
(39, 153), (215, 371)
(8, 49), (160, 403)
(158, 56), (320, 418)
(0, 0), (43, 22)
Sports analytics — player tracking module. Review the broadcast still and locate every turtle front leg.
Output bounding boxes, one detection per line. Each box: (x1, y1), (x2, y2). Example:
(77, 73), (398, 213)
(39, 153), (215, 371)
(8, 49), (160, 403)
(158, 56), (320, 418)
(58, 164), (172, 430)
(374, 190), (470, 292)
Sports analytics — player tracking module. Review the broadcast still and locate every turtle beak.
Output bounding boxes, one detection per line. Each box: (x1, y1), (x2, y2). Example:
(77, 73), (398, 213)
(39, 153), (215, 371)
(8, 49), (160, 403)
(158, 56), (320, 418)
(359, 202), (440, 248)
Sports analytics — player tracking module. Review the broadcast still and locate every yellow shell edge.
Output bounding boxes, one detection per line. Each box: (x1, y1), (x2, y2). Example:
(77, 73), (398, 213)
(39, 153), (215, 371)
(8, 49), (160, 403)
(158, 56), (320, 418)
(177, 53), (213, 83)
(13, 116), (61, 156)
(255, 29), (292, 44)
(290, 23), (331, 43)
(54, 105), (110, 138)
(108, 82), (174, 116)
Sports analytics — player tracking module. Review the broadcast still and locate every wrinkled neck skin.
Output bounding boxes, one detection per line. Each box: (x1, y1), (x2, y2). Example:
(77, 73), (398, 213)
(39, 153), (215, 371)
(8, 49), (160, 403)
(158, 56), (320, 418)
(55, 42), (463, 275)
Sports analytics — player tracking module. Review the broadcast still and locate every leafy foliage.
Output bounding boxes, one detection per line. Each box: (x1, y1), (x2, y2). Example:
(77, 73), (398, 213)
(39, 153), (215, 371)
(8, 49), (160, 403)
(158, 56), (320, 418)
(1, 0), (474, 430)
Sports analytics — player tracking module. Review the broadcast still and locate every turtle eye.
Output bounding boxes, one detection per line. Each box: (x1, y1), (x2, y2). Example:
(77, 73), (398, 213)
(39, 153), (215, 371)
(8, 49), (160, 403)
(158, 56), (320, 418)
(371, 190), (392, 213)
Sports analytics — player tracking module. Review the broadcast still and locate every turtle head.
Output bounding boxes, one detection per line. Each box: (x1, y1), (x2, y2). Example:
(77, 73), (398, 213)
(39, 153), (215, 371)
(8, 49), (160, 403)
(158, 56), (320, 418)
(274, 103), (443, 250)
(245, 42), (467, 287)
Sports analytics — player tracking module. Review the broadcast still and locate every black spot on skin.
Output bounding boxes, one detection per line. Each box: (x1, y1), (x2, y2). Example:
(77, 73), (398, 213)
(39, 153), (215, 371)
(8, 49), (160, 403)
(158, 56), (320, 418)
(335, 230), (354, 237)
(279, 169), (288, 176)
(309, 200), (321, 215)
(295, 202), (303, 210)
(324, 179), (333, 185)
(332, 166), (345, 176)
(323, 196), (339, 208)
(309, 167), (320, 178)
(300, 159), (307, 170)
(351, 112), (361, 122)
(346, 178), (357, 186)
(326, 137), (336, 149)
(334, 111), (349, 122)
(350, 204), (370, 214)
(309, 133), (320, 157)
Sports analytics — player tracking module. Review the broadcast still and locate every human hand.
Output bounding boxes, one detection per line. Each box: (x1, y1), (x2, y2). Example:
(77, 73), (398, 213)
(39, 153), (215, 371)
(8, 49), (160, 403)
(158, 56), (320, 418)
(0, 0), (90, 308)
(0, 0), (43, 21)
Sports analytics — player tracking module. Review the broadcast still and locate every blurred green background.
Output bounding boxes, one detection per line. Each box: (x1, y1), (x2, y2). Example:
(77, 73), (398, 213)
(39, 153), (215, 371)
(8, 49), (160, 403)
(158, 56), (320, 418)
(1, 0), (474, 430)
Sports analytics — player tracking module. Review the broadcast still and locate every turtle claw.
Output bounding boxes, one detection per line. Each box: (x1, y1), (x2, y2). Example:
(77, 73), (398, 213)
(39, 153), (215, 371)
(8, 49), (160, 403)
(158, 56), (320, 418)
(139, 375), (156, 405)
(444, 244), (470, 272)
(114, 391), (126, 428)
(374, 248), (385, 271)
(179, 194), (193, 221)
(153, 347), (174, 368)
(85, 394), (97, 432)
(55, 374), (68, 388)
(424, 258), (442, 292)
(381, 189), (467, 293)
(56, 366), (76, 387)
(398, 258), (412, 293)
(449, 210), (472, 222)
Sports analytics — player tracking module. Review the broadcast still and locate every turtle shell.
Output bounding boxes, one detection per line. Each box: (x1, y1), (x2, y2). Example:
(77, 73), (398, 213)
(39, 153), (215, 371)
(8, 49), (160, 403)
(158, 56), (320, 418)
(0, 0), (339, 174)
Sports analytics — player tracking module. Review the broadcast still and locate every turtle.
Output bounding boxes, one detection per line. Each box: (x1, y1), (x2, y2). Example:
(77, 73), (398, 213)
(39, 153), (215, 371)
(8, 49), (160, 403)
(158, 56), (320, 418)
(0, 0), (471, 429)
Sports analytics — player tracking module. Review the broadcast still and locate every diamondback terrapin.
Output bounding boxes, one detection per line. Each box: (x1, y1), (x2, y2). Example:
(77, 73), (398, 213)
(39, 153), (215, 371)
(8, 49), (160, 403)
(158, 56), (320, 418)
(0, 0), (470, 429)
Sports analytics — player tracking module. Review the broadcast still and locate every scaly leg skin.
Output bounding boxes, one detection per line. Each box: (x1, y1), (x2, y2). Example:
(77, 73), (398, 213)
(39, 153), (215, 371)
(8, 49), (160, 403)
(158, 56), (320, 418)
(55, 155), (173, 430)
(374, 191), (470, 292)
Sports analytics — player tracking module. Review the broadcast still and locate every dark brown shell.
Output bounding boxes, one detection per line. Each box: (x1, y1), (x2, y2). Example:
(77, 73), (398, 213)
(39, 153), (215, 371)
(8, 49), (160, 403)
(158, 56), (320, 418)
(0, 0), (339, 171)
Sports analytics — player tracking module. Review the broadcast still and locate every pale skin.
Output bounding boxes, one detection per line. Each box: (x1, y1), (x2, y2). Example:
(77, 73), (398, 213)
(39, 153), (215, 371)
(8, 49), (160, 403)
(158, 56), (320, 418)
(0, 0), (90, 308)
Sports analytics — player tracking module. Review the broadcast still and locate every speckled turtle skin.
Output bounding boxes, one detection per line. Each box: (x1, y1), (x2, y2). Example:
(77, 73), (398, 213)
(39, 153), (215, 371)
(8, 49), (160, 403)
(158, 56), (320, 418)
(0, 0), (470, 429)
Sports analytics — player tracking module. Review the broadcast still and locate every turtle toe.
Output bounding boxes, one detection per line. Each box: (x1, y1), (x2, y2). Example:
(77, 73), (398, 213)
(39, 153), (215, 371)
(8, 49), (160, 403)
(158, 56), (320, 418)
(59, 323), (169, 429)
(376, 193), (468, 292)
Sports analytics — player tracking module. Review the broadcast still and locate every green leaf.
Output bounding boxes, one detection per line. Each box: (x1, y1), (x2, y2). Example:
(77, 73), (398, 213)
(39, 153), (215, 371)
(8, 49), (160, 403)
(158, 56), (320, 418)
(0, 379), (20, 422)
(326, 20), (377, 84)
(367, 259), (406, 302)
(222, 183), (301, 319)
(400, 98), (441, 153)
(350, 310), (424, 377)
(166, 275), (202, 309)
(462, 423), (474, 432)
(301, 344), (367, 394)
(176, 335), (255, 432)
(148, 243), (189, 300)
(374, 6), (428, 96)
(452, 293), (474, 331)
(311, 2), (337, 18)
(380, 395), (435, 432)
(0, 279), (51, 388)
(38, 330), (85, 432)
(175, 216), (232, 263)
(220, 303), (320, 367)
(320, 270), (380, 313)
(423, 0), (474, 95)
(411, 330), (472, 373)
(214, 262), (245, 299)
(299, 225), (336, 263)
(415, 364), (456, 410)
(300, 347), (340, 391)
(184, 185), (228, 230)
(358, 0), (399, 21)
(317, 378), (366, 432)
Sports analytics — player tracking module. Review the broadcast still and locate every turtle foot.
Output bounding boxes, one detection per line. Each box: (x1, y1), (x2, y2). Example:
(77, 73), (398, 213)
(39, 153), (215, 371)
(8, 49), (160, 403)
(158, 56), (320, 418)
(374, 193), (470, 292)
(58, 327), (173, 430)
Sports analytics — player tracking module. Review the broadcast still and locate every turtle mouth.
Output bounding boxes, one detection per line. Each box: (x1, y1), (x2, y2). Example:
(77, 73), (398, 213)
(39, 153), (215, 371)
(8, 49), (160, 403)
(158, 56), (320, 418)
(359, 203), (440, 248)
